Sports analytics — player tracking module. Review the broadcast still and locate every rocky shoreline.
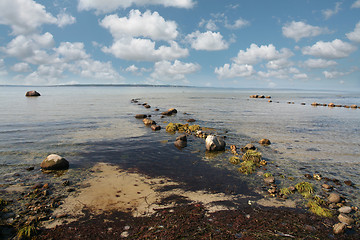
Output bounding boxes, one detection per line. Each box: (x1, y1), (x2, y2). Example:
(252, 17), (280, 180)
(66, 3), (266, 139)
(1, 95), (359, 239)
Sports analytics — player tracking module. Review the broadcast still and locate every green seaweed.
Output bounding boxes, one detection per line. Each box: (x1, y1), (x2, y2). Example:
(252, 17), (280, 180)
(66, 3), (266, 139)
(166, 123), (178, 133)
(308, 200), (333, 217)
(188, 125), (200, 132)
(280, 187), (293, 196)
(229, 156), (240, 165)
(17, 225), (38, 239)
(238, 161), (257, 174)
(263, 173), (273, 178)
(295, 182), (314, 198)
(242, 150), (262, 164)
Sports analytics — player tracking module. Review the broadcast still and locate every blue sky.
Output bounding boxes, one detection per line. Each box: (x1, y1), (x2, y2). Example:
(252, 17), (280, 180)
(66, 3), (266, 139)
(0, 0), (359, 90)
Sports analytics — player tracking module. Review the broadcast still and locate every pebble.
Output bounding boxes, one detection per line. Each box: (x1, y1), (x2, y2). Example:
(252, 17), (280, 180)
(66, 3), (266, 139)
(120, 231), (129, 238)
(338, 206), (352, 214)
(328, 193), (341, 203)
(322, 184), (332, 189)
(124, 225), (130, 230)
(264, 176), (275, 184)
(333, 222), (347, 234)
(338, 213), (355, 225)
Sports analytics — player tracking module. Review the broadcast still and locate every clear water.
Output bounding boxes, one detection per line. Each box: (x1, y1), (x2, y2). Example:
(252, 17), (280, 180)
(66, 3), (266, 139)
(1, 86), (360, 204)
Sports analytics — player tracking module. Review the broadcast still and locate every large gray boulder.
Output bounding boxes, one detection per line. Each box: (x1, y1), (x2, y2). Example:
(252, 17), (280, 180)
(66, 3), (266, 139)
(41, 154), (69, 170)
(205, 135), (226, 151)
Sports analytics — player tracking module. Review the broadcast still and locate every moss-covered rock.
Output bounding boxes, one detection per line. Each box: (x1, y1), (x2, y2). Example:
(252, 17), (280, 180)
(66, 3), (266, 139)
(188, 125), (200, 132)
(242, 150), (262, 163)
(238, 161), (257, 174)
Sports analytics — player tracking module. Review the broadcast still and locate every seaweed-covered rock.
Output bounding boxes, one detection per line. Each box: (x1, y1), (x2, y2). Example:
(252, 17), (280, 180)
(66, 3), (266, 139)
(25, 90), (41, 97)
(41, 154), (69, 170)
(205, 135), (225, 151)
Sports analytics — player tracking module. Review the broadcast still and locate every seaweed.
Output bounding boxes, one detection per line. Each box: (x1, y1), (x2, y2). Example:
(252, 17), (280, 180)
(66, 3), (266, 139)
(242, 150), (262, 164)
(308, 200), (333, 218)
(263, 173), (273, 178)
(238, 161), (257, 175)
(229, 156), (240, 165)
(16, 225), (38, 240)
(295, 182), (314, 198)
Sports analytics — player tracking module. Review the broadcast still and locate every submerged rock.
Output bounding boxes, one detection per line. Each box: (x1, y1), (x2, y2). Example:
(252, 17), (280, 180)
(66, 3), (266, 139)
(40, 154), (69, 170)
(259, 139), (271, 145)
(25, 90), (41, 97)
(174, 134), (187, 149)
(338, 213), (354, 225)
(338, 206), (352, 214)
(328, 193), (341, 203)
(205, 135), (226, 151)
(135, 114), (147, 119)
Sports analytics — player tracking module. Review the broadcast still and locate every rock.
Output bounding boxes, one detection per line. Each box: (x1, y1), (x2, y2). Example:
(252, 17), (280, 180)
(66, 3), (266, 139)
(338, 206), (352, 214)
(40, 154), (69, 170)
(144, 104), (151, 108)
(174, 134), (187, 149)
(301, 103), (306, 105)
(25, 90), (41, 97)
(205, 135), (226, 151)
(322, 184), (332, 190)
(328, 193), (341, 203)
(135, 114), (147, 119)
(338, 213), (355, 225)
(161, 108), (177, 116)
(266, 96), (271, 99)
(121, 231), (129, 238)
(244, 143), (256, 151)
(333, 222), (347, 234)
(264, 176), (275, 184)
(313, 174), (322, 180)
(187, 119), (196, 123)
(311, 102), (319, 106)
(259, 139), (271, 145)
(142, 118), (156, 126)
(344, 180), (353, 186)
(26, 167), (34, 171)
(154, 108), (159, 111)
(304, 174), (312, 179)
(151, 125), (161, 131)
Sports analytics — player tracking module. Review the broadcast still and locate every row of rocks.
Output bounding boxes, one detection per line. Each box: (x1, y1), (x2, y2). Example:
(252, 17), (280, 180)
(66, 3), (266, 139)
(249, 95), (271, 99)
(311, 102), (359, 109)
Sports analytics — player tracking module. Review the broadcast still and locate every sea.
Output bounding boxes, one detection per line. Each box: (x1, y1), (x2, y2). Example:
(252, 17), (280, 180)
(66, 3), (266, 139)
(1, 85), (360, 206)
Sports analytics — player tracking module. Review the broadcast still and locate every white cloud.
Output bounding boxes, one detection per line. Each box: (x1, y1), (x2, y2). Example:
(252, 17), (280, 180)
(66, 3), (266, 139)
(100, 10), (178, 41)
(78, 0), (196, 14)
(322, 2), (342, 19)
(266, 58), (293, 70)
(125, 64), (151, 75)
(351, 0), (360, 8)
(0, 0), (57, 35)
(11, 62), (32, 72)
(186, 31), (229, 51)
(56, 42), (89, 61)
(293, 73), (308, 80)
(215, 63), (255, 79)
(1, 33), (56, 64)
(282, 21), (329, 42)
(76, 59), (123, 81)
(199, 19), (218, 31)
(303, 58), (337, 68)
(57, 10), (76, 28)
(102, 38), (188, 61)
(302, 39), (357, 59)
(150, 60), (200, 82)
(323, 70), (346, 79)
(232, 44), (293, 65)
(125, 65), (139, 73)
(346, 21), (360, 43)
(225, 18), (250, 29)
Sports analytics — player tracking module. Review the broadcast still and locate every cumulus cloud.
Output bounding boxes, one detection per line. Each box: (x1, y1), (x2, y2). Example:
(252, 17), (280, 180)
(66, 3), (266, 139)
(100, 10), (178, 41)
(56, 42), (89, 61)
(214, 63), (254, 79)
(57, 10), (76, 28)
(125, 64), (151, 75)
(352, 0), (360, 8)
(302, 39), (357, 59)
(346, 21), (360, 43)
(199, 19), (218, 31)
(78, 0), (196, 14)
(225, 18), (250, 29)
(232, 44), (293, 65)
(282, 21), (329, 42)
(11, 62), (32, 72)
(0, 0), (57, 35)
(186, 31), (229, 51)
(102, 39), (188, 61)
(150, 60), (200, 82)
(1, 33), (56, 64)
(303, 58), (337, 68)
(322, 2), (342, 19)
(0, 59), (8, 76)
(323, 70), (346, 79)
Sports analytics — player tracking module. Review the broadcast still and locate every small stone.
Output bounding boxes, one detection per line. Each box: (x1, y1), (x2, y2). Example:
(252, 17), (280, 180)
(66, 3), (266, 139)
(121, 231), (129, 238)
(135, 114), (147, 119)
(151, 125), (161, 131)
(143, 118), (156, 126)
(313, 174), (322, 180)
(244, 143), (256, 151)
(344, 180), (353, 186)
(333, 222), (347, 234)
(328, 193), (341, 203)
(264, 176), (275, 184)
(187, 119), (196, 122)
(26, 167), (34, 171)
(124, 226), (130, 230)
(322, 184), (332, 189)
(338, 206), (352, 214)
(259, 138), (271, 145)
(32, 183), (43, 189)
(338, 213), (354, 225)
(62, 180), (70, 186)
(42, 183), (49, 189)
(304, 174), (312, 179)
(144, 104), (151, 108)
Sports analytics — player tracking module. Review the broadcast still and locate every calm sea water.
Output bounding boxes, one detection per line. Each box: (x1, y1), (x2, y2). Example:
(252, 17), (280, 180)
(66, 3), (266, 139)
(1, 86), (360, 204)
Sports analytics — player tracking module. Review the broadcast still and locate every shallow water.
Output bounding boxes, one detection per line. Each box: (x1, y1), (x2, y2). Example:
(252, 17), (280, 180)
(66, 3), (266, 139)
(1, 86), (360, 205)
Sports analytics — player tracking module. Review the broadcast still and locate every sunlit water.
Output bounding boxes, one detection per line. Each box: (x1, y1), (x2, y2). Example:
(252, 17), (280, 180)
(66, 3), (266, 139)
(1, 86), (360, 205)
